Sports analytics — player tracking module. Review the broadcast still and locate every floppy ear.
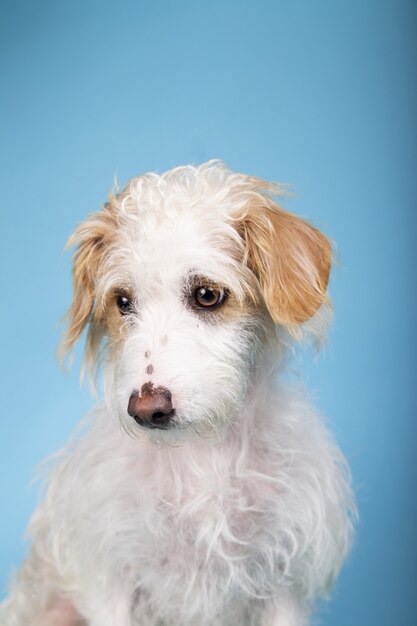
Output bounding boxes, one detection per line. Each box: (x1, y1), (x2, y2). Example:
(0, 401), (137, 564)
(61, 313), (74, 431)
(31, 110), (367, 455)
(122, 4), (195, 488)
(239, 198), (331, 327)
(60, 204), (117, 362)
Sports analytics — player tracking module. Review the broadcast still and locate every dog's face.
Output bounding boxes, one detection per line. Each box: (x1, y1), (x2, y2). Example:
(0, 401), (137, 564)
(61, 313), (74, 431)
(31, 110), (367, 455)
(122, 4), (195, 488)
(62, 162), (331, 440)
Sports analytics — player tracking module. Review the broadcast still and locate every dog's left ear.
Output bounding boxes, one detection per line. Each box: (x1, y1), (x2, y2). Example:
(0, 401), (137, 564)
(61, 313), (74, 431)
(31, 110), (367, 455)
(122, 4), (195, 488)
(60, 203), (117, 362)
(239, 197), (331, 327)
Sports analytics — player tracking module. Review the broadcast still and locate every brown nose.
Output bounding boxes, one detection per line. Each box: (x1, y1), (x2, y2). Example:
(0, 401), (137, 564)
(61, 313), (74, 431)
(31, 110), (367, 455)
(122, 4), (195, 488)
(128, 383), (174, 429)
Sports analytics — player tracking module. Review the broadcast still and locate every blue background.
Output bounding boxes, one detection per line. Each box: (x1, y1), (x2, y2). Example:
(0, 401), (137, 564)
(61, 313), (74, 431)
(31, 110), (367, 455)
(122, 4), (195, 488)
(1, 1), (416, 624)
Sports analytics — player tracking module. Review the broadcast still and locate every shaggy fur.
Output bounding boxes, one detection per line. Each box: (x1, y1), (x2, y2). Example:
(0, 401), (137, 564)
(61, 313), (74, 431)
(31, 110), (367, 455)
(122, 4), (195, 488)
(0, 161), (355, 626)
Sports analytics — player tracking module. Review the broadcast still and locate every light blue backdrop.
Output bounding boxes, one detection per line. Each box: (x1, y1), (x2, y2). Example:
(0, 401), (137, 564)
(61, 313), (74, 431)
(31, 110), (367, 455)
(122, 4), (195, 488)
(1, 1), (416, 624)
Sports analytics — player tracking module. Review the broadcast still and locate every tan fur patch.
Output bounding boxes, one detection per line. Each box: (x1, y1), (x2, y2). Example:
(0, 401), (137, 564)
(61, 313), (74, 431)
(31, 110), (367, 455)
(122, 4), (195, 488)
(102, 289), (135, 352)
(237, 197), (331, 326)
(60, 203), (119, 363)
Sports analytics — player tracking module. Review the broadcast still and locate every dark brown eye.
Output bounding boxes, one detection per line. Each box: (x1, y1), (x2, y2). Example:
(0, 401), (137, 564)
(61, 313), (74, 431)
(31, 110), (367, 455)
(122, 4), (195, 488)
(116, 294), (133, 315)
(194, 286), (225, 309)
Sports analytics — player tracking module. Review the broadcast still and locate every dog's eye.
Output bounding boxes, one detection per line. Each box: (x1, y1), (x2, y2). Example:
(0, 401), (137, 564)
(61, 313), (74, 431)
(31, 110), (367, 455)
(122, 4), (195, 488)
(194, 286), (225, 309)
(116, 294), (133, 315)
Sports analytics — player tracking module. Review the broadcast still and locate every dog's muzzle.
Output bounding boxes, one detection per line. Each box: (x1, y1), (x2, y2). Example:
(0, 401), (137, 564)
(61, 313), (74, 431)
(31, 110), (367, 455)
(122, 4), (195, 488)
(128, 383), (175, 429)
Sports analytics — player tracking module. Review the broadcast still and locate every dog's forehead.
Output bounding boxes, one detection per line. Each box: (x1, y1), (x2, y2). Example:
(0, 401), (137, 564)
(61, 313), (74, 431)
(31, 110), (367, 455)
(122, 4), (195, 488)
(121, 202), (238, 286)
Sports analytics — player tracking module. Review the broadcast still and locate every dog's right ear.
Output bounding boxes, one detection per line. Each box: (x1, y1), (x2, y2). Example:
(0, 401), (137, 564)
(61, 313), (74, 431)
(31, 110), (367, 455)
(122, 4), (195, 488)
(60, 203), (118, 363)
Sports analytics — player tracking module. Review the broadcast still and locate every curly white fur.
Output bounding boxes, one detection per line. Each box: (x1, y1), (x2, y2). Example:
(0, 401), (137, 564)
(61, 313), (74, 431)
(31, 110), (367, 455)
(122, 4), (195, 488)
(1, 162), (355, 626)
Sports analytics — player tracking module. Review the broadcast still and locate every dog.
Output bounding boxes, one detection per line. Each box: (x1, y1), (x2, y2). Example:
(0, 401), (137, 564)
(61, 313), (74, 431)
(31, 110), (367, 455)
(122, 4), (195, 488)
(1, 161), (355, 626)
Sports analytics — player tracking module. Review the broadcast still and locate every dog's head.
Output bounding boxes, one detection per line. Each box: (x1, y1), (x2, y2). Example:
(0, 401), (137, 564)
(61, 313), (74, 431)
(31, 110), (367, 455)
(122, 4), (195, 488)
(61, 162), (331, 440)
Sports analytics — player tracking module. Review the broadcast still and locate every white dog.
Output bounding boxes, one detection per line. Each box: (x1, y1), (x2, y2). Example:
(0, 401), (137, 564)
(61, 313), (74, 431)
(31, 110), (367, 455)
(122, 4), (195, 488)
(1, 161), (355, 626)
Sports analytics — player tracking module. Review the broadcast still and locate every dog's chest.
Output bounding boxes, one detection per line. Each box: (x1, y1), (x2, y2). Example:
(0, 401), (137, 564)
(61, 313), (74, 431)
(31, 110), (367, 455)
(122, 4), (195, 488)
(116, 447), (280, 623)
(64, 430), (285, 624)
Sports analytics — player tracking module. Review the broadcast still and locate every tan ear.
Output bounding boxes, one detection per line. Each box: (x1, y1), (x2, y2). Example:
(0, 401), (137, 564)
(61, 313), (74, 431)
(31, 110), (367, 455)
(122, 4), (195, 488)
(60, 204), (117, 361)
(239, 199), (331, 326)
